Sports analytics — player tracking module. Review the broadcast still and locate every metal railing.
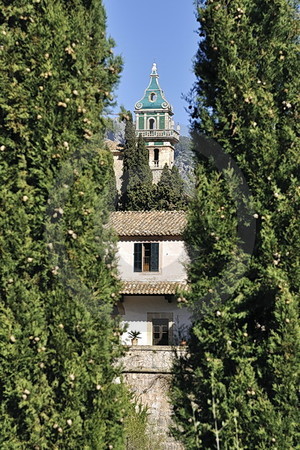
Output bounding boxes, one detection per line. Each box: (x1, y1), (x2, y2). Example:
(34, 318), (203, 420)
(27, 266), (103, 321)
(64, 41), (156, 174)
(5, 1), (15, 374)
(137, 129), (180, 140)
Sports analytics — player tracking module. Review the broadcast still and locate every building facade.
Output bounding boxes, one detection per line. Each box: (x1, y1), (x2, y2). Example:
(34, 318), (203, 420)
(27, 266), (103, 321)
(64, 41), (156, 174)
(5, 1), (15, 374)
(108, 211), (191, 346)
(106, 68), (190, 447)
(134, 63), (180, 183)
(105, 63), (180, 188)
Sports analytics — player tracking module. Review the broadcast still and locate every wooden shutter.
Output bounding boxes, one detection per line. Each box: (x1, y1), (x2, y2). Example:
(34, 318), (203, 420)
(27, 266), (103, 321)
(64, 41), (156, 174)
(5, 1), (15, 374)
(150, 243), (159, 272)
(134, 243), (142, 272)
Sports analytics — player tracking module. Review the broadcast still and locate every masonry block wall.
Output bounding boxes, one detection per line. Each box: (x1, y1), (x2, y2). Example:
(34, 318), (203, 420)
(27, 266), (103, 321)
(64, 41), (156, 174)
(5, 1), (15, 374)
(120, 346), (186, 450)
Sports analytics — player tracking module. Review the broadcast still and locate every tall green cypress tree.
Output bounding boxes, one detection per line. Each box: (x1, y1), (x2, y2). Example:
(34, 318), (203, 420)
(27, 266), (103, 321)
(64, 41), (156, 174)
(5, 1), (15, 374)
(171, 0), (300, 448)
(154, 164), (187, 210)
(121, 114), (153, 210)
(0, 1), (129, 448)
(122, 112), (137, 173)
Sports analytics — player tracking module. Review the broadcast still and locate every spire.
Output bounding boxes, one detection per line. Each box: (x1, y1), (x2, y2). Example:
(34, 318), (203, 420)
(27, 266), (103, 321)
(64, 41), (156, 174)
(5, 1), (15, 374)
(134, 63), (172, 113)
(151, 62), (158, 76)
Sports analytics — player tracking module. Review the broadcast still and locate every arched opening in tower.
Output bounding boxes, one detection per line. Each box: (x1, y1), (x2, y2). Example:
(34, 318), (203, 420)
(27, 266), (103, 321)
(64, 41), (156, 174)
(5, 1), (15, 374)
(154, 148), (159, 167)
(150, 92), (157, 102)
(149, 118), (156, 130)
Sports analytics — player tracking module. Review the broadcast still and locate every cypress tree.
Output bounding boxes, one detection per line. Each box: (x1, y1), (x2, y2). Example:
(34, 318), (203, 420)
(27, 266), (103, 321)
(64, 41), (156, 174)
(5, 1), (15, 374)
(0, 1), (129, 447)
(171, 0), (300, 448)
(154, 164), (187, 210)
(122, 112), (138, 173)
(121, 114), (153, 210)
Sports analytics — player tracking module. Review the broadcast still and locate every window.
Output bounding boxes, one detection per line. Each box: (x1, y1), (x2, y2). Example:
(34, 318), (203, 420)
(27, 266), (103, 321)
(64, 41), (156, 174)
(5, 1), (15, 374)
(153, 148), (159, 167)
(152, 318), (169, 345)
(149, 118), (156, 130)
(149, 92), (157, 102)
(147, 313), (174, 346)
(134, 243), (159, 272)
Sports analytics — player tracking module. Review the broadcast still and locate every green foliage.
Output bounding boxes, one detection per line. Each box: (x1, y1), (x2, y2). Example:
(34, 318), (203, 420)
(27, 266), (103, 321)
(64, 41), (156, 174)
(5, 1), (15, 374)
(171, 0), (300, 448)
(121, 114), (153, 210)
(124, 402), (163, 450)
(128, 330), (141, 340)
(0, 0), (129, 448)
(120, 113), (188, 211)
(154, 164), (188, 210)
(94, 135), (118, 211)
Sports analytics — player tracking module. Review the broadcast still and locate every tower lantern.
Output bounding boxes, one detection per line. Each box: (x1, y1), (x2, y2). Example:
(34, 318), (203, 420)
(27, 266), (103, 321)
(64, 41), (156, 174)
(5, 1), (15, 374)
(134, 63), (180, 183)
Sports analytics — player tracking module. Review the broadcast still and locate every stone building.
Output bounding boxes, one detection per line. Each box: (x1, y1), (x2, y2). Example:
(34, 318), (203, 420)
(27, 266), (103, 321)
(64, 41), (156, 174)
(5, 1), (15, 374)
(106, 65), (189, 448)
(108, 210), (189, 449)
(108, 210), (191, 346)
(135, 63), (180, 183)
(121, 346), (185, 450)
(105, 63), (180, 187)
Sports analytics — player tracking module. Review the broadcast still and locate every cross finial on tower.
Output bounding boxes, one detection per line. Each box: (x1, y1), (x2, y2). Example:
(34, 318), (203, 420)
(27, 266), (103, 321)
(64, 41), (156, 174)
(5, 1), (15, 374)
(151, 62), (158, 76)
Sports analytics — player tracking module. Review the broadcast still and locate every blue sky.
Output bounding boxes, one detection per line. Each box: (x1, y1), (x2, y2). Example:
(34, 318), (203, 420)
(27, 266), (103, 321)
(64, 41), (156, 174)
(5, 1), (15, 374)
(103, 0), (198, 129)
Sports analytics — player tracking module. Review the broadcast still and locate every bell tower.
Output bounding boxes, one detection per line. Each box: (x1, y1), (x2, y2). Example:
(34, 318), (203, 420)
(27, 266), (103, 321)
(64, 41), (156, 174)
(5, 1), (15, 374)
(134, 63), (180, 183)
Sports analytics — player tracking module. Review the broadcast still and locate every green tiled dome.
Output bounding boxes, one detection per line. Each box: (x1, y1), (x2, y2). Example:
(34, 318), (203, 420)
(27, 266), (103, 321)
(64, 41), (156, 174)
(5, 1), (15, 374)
(135, 63), (173, 112)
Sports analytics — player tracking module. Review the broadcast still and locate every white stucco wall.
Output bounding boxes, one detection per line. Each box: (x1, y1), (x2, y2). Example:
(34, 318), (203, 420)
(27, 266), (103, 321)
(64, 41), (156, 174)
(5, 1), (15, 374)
(117, 239), (188, 282)
(120, 295), (191, 346)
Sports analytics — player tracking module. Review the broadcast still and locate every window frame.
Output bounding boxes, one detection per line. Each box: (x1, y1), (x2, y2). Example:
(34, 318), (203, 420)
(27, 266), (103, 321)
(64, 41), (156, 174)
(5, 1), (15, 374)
(149, 92), (157, 102)
(148, 117), (156, 130)
(147, 312), (174, 346)
(152, 318), (169, 345)
(133, 242), (159, 273)
(153, 148), (159, 167)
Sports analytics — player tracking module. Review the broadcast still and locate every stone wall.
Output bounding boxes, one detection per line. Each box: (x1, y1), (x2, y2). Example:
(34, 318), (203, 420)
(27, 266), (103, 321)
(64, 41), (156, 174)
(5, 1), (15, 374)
(112, 152), (124, 193)
(120, 346), (185, 449)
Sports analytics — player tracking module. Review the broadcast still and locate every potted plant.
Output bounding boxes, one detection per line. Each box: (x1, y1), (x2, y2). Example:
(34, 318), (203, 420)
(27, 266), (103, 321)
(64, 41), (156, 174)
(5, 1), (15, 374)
(174, 319), (189, 346)
(128, 330), (141, 346)
(180, 337), (187, 346)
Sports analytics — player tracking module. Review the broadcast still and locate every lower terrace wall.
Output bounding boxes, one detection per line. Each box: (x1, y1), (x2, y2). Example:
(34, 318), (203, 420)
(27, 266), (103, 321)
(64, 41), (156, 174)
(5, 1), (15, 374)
(120, 346), (186, 450)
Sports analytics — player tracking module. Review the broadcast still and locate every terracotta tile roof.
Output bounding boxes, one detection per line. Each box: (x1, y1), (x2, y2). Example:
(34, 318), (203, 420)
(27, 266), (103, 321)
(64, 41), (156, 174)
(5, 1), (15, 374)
(108, 211), (187, 236)
(104, 139), (124, 152)
(120, 281), (189, 295)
